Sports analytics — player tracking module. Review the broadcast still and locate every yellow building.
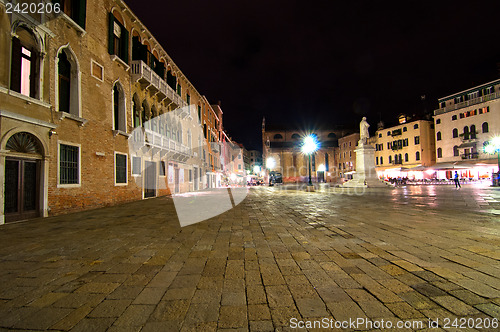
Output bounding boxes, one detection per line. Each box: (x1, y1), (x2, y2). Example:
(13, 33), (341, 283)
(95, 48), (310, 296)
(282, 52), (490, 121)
(374, 116), (435, 179)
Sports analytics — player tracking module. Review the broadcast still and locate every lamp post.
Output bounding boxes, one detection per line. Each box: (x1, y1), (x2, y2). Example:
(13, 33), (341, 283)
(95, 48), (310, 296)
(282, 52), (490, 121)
(484, 136), (500, 186)
(301, 135), (319, 189)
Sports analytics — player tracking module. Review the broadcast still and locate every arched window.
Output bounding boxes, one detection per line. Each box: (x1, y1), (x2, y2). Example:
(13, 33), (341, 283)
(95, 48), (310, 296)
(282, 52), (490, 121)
(452, 128), (458, 138)
(132, 95), (141, 128)
(453, 146), (459, 157)
(389, 155), (392, 163)
(405, 153), (409, 162)
(437, 148), (442, 158)
(291, 133), (300, 139)
(380, 157), (383, 165)
(57, 47), (81, 117)
(141, 100), (149, 129)
(463, 126), (469, 140)
(151, 106), (158, 132)
(273, 134), (283, 139)
(482, 122), (489, 133)
(11, 27), (40, 98)
(398, 154), (402, 164)
(113, 83), (126, 131)
(436, 132), (442, 141)
(415, 151), (420, 161)
(470, 125), (476, 139)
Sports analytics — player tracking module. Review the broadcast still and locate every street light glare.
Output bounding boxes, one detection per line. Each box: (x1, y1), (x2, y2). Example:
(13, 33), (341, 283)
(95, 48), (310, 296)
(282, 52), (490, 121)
(302, 135), (319, 154)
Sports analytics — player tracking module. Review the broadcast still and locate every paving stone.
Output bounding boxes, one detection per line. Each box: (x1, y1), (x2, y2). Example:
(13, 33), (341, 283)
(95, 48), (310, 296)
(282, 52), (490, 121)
(218, 305), (247, 329)
(386, 301), (425, 319)
(248, 304), (271, 321)
(295, 298), (329, 318)
(265, 285), (294, 307)
(431, 296), (480, 316)
(112, 304), (155, 327)
(474, 303), (500, 317)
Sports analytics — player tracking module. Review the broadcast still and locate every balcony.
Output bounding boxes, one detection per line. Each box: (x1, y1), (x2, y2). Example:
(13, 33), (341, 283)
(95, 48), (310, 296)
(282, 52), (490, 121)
(210, 142), (220, 153)
(461, 152), (479, 160)
(434, 91), (500, 115)
(132, 128), (191, 163)
(131, 60), (188, 109)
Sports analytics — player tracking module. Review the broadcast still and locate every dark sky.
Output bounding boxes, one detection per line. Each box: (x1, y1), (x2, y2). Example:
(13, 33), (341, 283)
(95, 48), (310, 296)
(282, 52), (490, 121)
(125, 0), (500, 150)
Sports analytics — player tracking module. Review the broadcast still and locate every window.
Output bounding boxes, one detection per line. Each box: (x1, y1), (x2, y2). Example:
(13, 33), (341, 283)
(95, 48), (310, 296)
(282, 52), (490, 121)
(414, 124), (419, 129)
(273, 134), (283, 139)
(453, 146), (459, 157)
(60, 0), (87, 29)
(436, 119), (441, 124)
(414, 136), (420, 145)
(405, 153), (409, 162)
(387, 131), (391, 136)
(380, 157), (383, 165)
(238, 154), (242, 159)
(113, 83), (126, 131)
(325, 153), (329, 171)
(176, 83), (182, 96)
(189, 170), (193, 182)
(437, 148), (442, 158)
(58, 51), (71, 113)
(10, 28), (40, 98)
(436, 132), (442, 141)
(198, 105), (202, 123)
(141, 101), (149, 129)
(389, 155), (392, 163)
(482, 122), (489, 133)
(238, 164), (242, 170)
(387, 142), (391, 149)
(59, 143), (80, 185)
(378, 133), (382, 138)
(463, 126), (469, 140)
(403, 127), (407, 132)
(452, 128), (458, 138)
(132, 157), (141, 175)
(132, 96), (141, 128)
(159, 161), (166, 176)
(415, 151), (420, 161)
(108, 12), (129, 63)
(376, 157), (379, 165)
(328, 133), (336, 139)
(115, 153), (127, 184)
(292, 133), (300, 139)
(470, 125), (476, 139)
(452, 115), (457, 121)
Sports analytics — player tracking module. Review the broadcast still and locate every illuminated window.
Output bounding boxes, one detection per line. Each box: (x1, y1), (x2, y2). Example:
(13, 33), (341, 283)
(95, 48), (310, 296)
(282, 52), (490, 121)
(10, 28), (39, 98)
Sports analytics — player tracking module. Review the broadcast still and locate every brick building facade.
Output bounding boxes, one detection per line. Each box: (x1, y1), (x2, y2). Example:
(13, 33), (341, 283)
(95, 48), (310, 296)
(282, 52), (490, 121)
(0, 0), (222, 223)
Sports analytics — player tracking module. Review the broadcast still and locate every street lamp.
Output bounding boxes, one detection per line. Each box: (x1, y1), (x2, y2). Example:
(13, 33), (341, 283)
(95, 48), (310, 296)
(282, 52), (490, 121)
(301, 135), (319, 187)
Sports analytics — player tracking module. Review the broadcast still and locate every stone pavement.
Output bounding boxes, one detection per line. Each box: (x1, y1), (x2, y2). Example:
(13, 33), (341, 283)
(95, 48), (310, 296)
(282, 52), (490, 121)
(0, 184), (499, 331)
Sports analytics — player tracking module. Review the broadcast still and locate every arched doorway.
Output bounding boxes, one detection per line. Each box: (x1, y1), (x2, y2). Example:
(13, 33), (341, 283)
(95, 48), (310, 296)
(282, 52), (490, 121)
(4, 132), (43, 222)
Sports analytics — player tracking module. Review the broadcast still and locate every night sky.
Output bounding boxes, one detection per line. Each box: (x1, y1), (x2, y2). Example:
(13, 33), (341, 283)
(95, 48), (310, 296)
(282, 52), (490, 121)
(125, 0), (500, 150)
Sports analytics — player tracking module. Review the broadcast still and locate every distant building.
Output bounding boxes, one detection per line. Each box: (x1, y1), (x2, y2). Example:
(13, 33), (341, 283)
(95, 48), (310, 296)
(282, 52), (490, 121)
(374, 115), (436, 179)
(433, 79), (500, 179)
(262, 119), (348, 183)
(248, 150), (263, 173)
(337, 133), (360, 180)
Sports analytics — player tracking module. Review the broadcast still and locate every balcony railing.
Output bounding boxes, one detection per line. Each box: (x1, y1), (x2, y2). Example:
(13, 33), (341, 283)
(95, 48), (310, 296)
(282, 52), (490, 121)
(210, 142), (220, 153)
(131, 60), (188, 109)
(434, 91), (500, 115)
(461, 152), (479, 160)
(139, 128), (191, 161)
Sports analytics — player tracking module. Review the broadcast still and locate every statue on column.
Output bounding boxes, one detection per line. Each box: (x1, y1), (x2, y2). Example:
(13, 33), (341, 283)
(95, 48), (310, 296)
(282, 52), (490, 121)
(359, 117), (370, 145)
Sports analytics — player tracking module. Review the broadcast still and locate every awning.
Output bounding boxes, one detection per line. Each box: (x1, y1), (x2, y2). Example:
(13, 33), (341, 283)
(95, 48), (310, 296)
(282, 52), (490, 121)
(457, 142), (476, 149)
(430, 163), (470, 170)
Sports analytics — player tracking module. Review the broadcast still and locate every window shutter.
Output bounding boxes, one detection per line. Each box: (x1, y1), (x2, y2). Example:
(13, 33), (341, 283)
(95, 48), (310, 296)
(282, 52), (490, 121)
(121, 26), (129, 63)
(10, 37), (22, 92)
(108, 12), (115, 54)
(77, 0), (87, 29)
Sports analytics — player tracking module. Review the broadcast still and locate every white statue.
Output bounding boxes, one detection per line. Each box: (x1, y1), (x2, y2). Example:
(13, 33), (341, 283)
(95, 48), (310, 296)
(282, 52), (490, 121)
(359, 117), (370, 145)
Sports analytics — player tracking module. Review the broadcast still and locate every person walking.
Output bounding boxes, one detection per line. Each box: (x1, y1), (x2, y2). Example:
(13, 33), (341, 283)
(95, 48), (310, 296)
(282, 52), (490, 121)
(453, 171), (461, 189)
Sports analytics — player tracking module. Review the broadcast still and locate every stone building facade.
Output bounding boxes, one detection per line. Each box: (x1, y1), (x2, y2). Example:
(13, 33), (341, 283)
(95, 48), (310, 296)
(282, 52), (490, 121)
(373, 115), (435, 178)
(337, 133), (359, 180)
(433, 79), (500, 179)
(0, 0), (221, 223)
